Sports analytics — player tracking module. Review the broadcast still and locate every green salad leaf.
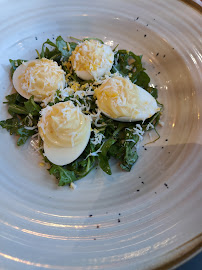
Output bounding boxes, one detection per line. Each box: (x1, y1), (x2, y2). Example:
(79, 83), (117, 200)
(0, 94), (40, 146)
(98, 138), (117, 175)
(49, 165), (77, 186)
(39, 36), (77, 62)
(9, 59), (27, 77)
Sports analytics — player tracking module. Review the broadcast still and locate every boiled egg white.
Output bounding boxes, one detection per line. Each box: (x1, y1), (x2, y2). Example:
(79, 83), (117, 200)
(38, 101), (91, 165)
(13, 58), (65, 102)
(70, 40), (114, 80)
(94, 76), (160, 122)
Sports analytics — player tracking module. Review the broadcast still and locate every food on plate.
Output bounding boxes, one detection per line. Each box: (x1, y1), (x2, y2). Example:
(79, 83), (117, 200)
(38, 101), (91, 165)
(94, 76), (160, 122)
(13, 58), (65, 102)
(0, 36), (163, 187)
(70, 39), (114, 80)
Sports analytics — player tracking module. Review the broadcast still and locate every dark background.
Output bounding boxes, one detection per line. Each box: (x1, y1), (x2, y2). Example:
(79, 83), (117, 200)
(177, 251), (202, 269)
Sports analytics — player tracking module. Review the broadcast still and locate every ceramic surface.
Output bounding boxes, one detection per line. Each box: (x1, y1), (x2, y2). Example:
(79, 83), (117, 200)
(0, 0), (201, 269)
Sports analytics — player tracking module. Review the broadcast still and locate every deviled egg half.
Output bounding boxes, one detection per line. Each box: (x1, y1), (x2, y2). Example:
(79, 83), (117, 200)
(13, 58), (65, 102)
(70, 40), (114, 80)
(38, 101), (91, 165)
(94, 76), (160, 122)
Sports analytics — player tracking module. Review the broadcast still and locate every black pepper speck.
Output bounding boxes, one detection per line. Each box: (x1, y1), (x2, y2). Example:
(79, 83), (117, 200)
(162, 147), (164, 149)
(168, 152), (171, 154)
(156, 53), (159, 56)
(135, 17), (139, 20)
(146, 24), (149, 26)
(144, 148), (147, 151)
(139, 176), (141, 179)
(94, 238), (96, 240)
(165, 139), (168, 141)
(119, 213), (121, 216)
(158, 72), (161, 74)
(144, 34), (147, 37)
(97, 225), (100, 229)
(155, 192), (157, 194)
(141, 181), (144, 184)
(163, 54), (166, 58)
(118, 219), (121, 223)
(164, 183), (169, 189)
(35, 37), (38, 40)
(136, 189), (140, 192)
(53, 37), (55, 40)
(89, 214), (93, 217)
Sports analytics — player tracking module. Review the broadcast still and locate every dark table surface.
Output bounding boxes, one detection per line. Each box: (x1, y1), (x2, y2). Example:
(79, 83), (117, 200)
(176, 251), (202, 270)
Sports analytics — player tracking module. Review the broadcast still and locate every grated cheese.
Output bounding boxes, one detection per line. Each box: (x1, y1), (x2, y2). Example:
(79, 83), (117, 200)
(91, 129), (105, 145)
(131, 124), (145, 141)
(146, 122), (154, 131)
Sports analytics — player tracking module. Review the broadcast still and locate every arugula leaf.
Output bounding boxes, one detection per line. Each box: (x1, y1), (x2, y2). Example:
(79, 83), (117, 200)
(0, 117), (36, 146)
(44, 142), (97, 186)
(83, 37), (104, 44)
(98, 138), (116, 175)
(66, 143), (97, 179)
(9, 59), (27, 77)
(17, 127), (36, 146)
(49, 164), (77, 186)
(112, 50), (144, 77)
(147, 87), (158, 99)
(8, 104), (28, 115)
(0, 95), (40, 146)
(40, 39), (57, 58)
(24, 96), (41, 116)
(56, 36), (69, 57)
(4, 93), (27, 105)
(0, 117), (19, 135)
(135, 71), (150, 89)
(6, 96), (41, 117)
(120, 148), (138, 171)
(39, 36), (77, 62)
(69, 42), (77, 51)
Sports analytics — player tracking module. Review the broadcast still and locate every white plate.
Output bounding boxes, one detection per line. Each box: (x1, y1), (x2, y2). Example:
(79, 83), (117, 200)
(0, 0), (201, 269)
